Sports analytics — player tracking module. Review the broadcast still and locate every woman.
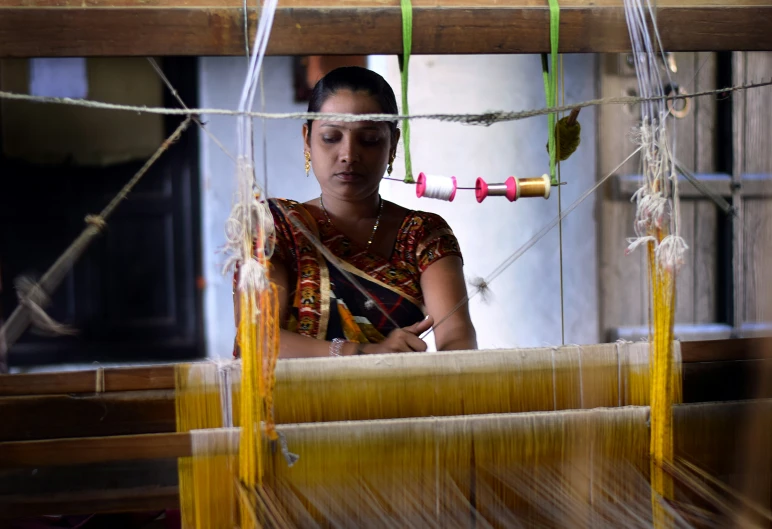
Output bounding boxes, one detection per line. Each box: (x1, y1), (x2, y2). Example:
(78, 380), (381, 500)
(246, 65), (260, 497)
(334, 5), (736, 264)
(240, 66), (476, 358)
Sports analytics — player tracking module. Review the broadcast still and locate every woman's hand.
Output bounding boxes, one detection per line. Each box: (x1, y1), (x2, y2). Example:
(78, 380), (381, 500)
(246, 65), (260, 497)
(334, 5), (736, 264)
(359, 316), (434, 354)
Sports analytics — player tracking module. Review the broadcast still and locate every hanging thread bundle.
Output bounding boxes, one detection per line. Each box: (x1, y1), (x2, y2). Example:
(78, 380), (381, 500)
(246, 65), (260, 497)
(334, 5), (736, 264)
(621, 0), (688, 525)
(550, 107), (582, 161)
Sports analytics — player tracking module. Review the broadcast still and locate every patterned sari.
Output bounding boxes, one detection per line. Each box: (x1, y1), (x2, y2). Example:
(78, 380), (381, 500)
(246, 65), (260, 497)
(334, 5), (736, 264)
(267, 198), (462, 344)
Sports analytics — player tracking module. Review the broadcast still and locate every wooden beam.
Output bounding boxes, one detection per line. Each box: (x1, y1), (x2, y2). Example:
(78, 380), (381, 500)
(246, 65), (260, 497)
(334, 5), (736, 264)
(0, 365), (175, 397)
(2, 338), (768, 397)
(1, 399), (768, 469)
(0, 486), (179, 519)
(0, 390), (175, 442)
(2, 357), (769, 442)
(0, 432), (191, 468)
(0, 1), (771, 57)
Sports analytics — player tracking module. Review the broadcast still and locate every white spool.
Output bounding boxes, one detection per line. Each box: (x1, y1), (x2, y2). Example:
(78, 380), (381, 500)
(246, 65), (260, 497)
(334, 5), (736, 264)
(416, 172), (458, 202)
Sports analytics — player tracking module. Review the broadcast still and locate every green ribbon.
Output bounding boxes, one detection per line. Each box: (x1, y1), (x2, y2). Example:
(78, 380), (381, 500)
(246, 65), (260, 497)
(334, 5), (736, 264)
(541, 0), (560, 186)
(399, 0), (414, 183)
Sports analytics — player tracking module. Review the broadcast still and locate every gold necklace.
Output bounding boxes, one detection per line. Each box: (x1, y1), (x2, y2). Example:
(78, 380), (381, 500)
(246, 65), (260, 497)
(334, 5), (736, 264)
(320, 194), (384, 248)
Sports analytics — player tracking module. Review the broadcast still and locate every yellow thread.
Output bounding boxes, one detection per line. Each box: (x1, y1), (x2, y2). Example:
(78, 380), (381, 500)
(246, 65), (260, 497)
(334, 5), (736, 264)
(649, 229), (677, 528)
(175, 363), (236, 529)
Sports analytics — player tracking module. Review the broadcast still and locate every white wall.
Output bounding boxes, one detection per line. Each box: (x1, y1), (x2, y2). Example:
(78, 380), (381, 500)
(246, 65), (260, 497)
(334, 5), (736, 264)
(199, 54), (599, 358)
(371, 55), (599, 349)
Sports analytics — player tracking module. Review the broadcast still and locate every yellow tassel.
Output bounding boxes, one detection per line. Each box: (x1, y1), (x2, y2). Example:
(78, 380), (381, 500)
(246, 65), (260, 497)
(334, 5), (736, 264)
(547, 107), (581, 161)
(649, 231), (676, 528)
(237, 261), (281, 529)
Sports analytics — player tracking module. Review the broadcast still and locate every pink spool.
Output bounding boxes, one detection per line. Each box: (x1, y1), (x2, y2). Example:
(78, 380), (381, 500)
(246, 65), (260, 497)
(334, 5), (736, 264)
(416, 172), (458, 202)
(475, 177), (519, 203)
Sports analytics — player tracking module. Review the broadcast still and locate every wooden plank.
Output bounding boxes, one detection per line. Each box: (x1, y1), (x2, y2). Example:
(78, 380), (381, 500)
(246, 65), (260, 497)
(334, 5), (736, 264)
(1, 347), (768, 444)
(742, 52), (772, 324)
(733, 52), (747, 330)
(1, 1), (772, 57)
(0, 486), (179, 518)
(0, 400), (768, 472)
(672, 53), (696, 324)
(0, 390), (175, 442)
(0, 432), (190, 468)
(0, 364), (176, 396)
(682, 359), (772, 403)
(1, 338), (770, 397)
(611, 173), (772, 199)
(680, 337), (772, 362)
(598, 54), (645, 339)
(693, 52), (719, 324)
(0, 459), (178, 495)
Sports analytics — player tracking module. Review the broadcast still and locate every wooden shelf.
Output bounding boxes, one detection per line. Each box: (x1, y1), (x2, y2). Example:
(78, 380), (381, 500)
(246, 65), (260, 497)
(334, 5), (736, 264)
(0, 1), (771, 57)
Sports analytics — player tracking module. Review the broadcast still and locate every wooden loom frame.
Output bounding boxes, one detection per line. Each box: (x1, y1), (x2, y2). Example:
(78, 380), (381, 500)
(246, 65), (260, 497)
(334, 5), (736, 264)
(0, 0), (771, 57)
(1, 338), (771, 517)
(1, 0), (772, 522)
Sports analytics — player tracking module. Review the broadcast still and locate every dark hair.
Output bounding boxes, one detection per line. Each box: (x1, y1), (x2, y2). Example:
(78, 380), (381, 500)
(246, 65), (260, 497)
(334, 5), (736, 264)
(306, 66), (399, 138)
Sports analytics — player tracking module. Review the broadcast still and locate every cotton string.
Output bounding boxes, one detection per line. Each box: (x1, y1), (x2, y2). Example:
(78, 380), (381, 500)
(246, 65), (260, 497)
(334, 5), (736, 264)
(0, 80), (768, 126)
(418, 174), (456, 201)
(399, 0), (414, 183)
(541, 0), (560, 185)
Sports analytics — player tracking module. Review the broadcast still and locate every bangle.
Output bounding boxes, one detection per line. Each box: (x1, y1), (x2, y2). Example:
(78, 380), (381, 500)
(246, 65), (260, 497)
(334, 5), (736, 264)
(330, 338), (347, 357)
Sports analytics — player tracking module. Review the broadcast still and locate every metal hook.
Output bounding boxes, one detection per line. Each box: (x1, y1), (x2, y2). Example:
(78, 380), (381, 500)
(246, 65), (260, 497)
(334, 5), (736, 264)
(664, 83), (690, 119)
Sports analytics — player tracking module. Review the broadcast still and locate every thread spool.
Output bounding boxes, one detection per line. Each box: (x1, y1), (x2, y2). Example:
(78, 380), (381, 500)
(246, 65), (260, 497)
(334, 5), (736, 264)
(416, 172), (458, 202)
(475, 175), (551, 203)
(518, 174), (551, 199)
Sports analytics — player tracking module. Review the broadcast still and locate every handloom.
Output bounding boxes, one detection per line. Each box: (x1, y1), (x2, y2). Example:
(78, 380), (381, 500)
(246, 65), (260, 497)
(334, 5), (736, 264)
(1, 1), (772, 528)
(1, 339), (771, 527)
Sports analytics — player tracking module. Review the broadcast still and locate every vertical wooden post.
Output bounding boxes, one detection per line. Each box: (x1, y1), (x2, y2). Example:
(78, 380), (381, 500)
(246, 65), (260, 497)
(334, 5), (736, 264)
(731, 52), (746, 335)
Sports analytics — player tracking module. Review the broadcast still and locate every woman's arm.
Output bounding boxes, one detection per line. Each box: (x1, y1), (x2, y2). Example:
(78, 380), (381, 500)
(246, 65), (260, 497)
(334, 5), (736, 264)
(420, 255), (478, 351)
(234, 257), (437, 358)
(234, 259), (362, 358)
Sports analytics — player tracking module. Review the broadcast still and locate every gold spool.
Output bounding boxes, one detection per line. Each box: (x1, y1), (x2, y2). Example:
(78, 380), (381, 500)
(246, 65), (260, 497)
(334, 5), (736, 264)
(518, 174), (551, 199)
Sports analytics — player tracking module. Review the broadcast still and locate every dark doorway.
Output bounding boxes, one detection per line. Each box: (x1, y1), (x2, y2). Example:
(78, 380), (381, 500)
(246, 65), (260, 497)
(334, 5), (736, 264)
(0, 57), (204, 368)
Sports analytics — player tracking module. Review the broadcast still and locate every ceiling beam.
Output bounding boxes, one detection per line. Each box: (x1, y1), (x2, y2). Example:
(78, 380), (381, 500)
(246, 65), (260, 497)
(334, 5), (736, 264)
(0, 1), (771, 57)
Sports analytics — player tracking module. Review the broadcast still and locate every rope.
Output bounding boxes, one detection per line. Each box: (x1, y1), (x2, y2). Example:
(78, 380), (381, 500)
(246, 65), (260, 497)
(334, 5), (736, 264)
(399, 0), (414, 183)
(541, 0), (560, 185)
(0, 79), (767, 125)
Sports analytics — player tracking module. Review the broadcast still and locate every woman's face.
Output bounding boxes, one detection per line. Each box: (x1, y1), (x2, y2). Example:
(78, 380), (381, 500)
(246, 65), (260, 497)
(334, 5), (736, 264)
(303, 89), (398, 202)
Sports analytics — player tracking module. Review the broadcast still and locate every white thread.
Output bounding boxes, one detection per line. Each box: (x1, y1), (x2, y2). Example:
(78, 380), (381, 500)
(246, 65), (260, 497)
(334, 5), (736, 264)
(190, 427), (240, 457)
(224, 0), (279, 295)
(551, 347), (558, 411)
(418, 174), (456, 201)
(615, 342), (622, 407)
(577, 346), (584, 409)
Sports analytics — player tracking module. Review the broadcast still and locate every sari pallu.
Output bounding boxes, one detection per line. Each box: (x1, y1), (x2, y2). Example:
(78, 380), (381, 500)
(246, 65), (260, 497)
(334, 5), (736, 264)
(267, 198), (463, 345)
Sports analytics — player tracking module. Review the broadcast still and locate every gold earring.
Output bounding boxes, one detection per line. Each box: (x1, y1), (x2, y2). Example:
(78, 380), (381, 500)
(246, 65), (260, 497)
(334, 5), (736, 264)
(304, 151), (311, 177)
